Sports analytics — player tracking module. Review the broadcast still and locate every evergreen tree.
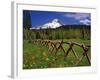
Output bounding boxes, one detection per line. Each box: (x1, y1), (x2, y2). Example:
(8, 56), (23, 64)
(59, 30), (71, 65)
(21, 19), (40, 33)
(23, 10), (31, 30)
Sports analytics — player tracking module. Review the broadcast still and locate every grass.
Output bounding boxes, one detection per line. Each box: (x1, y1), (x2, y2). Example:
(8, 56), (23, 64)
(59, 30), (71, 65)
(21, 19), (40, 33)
(23, 39), (91, 69)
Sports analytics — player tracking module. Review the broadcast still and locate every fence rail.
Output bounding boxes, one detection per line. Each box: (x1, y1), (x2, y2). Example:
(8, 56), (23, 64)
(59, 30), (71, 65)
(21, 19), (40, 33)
(32, 39), (91, 66)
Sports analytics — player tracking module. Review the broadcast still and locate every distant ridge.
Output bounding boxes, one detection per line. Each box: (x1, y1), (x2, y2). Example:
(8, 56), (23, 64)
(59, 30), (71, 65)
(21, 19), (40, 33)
(30, 19), (90, 30)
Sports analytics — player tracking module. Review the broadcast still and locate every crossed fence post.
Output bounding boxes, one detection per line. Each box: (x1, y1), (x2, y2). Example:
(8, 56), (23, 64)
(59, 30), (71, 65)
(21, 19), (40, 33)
(32, 39), (91, 66)
(75, 45), (91, 66)
(63, 42), (78, 59)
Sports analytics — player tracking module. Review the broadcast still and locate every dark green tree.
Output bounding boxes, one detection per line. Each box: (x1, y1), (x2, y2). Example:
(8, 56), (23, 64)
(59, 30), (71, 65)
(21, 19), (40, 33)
(23, 10), (31, 30)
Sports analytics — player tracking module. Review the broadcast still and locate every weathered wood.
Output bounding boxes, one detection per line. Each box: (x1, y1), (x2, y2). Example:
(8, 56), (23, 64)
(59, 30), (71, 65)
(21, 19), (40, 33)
(64, 43), (74, 59)
(32, 39), (91, 66)
(75, 46), (90, 66)
(71, 47), (78, 59)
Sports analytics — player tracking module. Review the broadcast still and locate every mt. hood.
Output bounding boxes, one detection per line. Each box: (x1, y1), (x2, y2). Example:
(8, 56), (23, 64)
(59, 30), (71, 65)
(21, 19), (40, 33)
(30, 19), (64, 30)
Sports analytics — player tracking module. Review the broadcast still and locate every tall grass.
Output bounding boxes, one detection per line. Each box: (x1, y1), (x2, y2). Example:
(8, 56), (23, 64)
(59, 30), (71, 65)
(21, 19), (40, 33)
(23, 25), (90, 41)
(23, 25), (91, 69)
(23, 39), (91, 69)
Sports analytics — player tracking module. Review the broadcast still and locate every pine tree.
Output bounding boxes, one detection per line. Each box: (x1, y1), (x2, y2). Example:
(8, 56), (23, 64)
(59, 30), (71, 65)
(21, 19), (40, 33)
(23, 10), (31, 30)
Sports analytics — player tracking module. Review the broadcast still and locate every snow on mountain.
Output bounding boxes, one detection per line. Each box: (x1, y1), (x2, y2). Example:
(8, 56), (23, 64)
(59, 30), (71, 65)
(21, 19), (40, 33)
(41, 19), (63, 29)
(30, 19), (63, 30)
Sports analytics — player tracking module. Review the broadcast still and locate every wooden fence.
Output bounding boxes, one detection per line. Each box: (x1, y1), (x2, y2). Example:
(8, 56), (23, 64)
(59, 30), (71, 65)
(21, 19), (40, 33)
(32, 39), (91, 66)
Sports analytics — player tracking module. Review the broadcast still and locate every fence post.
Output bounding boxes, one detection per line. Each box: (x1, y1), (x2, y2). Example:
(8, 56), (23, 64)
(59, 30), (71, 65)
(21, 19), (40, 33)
(64, 43), (73, 60)
(75, 45), (90, 66)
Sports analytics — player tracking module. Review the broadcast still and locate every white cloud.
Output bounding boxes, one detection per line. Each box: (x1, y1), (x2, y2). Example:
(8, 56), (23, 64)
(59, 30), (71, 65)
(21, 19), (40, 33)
(63, 13), (91, 25)
(64, 13), (90, 20)
(79, 19), (91, 25)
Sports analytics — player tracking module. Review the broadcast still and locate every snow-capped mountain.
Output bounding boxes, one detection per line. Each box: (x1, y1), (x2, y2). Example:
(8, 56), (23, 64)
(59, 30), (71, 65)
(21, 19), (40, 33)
(41, 19), (63, 29)
(30, 19), (63, 30)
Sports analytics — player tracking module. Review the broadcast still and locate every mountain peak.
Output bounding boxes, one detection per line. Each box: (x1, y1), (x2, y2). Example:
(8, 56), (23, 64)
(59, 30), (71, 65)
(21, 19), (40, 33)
(52, 19), (59, 22)
(41, 18), (63, 29)
(30, 18), (64, 30)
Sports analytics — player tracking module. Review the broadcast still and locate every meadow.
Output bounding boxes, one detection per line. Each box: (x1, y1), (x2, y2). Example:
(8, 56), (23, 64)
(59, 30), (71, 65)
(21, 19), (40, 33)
(23, 25), (91, 69)
(23, 39), (90, 69)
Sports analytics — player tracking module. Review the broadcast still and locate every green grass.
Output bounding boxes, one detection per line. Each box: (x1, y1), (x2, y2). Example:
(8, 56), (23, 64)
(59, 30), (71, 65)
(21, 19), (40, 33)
(23, 39), (91, 69)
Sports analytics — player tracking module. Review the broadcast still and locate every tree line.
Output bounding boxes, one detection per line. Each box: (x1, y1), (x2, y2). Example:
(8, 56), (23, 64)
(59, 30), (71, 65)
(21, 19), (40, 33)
(23, 25), (91, 41)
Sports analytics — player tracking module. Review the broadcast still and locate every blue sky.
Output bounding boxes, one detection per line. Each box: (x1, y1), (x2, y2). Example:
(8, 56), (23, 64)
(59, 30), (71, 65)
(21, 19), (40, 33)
(23, 10), (91, 28)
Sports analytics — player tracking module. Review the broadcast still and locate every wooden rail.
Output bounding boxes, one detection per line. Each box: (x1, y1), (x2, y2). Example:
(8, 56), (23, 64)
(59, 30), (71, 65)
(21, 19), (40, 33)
(32, 39), (91, 66)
